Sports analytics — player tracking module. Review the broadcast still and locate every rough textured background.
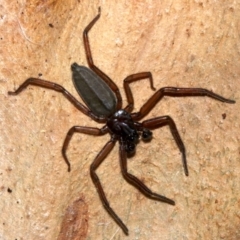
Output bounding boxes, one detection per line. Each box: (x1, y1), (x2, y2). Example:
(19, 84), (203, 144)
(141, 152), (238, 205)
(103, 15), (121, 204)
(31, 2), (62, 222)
(1, 1), (240, 239)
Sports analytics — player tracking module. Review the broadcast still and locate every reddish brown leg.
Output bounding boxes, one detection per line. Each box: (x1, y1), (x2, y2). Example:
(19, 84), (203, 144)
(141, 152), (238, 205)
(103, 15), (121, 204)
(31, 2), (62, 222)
(141, 116), (188, 176)
(83, 7), (122, 110)
(131, 87), (235, 121)
(123, 72), (156, 113)
(8, 78), (107, 123)
(119, 141), (175, 205)
(62, 125), (109, 171)
(90, 137), (129, 235)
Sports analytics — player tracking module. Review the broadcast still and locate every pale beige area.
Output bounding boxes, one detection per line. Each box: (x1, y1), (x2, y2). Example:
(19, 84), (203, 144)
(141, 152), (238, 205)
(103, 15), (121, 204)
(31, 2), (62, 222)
(1, 1), (240, 240)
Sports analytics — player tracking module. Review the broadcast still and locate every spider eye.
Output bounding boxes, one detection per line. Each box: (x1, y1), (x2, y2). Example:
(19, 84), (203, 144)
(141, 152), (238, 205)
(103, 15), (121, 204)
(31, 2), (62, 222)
(126, 132), (139, 143)
(142, 129), (152, 141)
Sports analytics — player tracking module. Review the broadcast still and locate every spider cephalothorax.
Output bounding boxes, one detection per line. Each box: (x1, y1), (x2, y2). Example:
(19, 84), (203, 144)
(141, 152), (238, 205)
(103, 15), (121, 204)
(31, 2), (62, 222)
(8, 7), (235, 235)
(107, 109), (152, 154)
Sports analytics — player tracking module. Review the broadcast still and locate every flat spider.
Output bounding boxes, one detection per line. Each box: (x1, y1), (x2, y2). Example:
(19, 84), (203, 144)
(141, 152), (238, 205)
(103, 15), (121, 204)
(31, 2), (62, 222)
(8, 8), (235, 235)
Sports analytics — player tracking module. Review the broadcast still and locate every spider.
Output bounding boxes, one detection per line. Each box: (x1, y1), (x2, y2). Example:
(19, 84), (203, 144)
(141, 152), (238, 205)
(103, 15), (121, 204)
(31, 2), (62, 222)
(8, 7), (235, 235)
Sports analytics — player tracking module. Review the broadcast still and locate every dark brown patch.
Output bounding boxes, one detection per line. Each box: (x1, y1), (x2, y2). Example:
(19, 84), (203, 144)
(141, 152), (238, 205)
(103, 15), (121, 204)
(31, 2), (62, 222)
(57, 194), (88, 240)
(222, 113), (226, 119)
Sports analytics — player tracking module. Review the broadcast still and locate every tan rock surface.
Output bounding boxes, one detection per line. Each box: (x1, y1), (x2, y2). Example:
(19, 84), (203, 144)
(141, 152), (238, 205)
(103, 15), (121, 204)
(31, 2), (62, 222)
(1, 1), (239, 239)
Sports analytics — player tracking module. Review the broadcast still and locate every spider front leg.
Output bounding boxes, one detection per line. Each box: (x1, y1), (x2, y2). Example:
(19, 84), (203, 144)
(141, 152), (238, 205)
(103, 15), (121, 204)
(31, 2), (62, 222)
(83, 7), (122, 109)
(90, 137), (129, 235)
(141, 116), (188, 176)
(119, 141), (175, 205)
(8, 78), (104, 122)
(123, 72), (156, 113)
(131, 87), (235, 120)
(62, 125), (108, 171)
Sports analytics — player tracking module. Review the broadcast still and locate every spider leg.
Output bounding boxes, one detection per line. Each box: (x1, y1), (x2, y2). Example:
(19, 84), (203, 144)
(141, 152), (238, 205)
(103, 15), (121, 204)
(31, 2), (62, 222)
(119, 141), (175, 205)
(83, 7), (122, 110)
(141, 116), (188, 176)
(8, 78), (106, 123)
(62, 125), (109, 171)
(131, 87), (235, 121)
(123, 72), (156, 113)
(90, 137), (129, 235)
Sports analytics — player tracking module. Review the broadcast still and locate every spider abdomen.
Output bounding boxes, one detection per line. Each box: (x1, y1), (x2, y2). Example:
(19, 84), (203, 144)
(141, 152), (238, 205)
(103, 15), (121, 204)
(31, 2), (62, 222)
(71, 63), (117, 118)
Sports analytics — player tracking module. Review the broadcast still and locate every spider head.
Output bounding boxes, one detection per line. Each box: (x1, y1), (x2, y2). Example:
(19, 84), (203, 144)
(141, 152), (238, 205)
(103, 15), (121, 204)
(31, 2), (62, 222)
(107, 110), (139, 154)
(123, 131), (139, 155)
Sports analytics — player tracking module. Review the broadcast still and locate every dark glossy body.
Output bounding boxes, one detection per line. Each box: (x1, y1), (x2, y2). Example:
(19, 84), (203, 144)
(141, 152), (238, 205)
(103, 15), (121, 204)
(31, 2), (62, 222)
(71, 63), (117, 117)
(8, 7), (235, 235)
